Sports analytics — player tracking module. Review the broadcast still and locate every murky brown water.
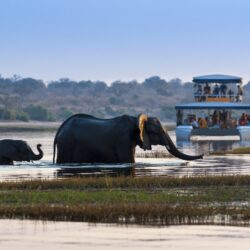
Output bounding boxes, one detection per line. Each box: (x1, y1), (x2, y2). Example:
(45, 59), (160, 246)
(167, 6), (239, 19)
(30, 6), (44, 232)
(1, 131), (250, 180)
(1, 219), (250, 250)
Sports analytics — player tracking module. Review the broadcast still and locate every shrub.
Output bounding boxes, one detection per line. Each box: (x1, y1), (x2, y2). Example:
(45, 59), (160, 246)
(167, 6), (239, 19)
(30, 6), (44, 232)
(24, 104), (55, 121)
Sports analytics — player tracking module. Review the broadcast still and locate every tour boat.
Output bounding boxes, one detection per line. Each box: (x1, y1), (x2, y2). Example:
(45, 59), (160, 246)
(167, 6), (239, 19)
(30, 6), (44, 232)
(175, 74), (250, 141)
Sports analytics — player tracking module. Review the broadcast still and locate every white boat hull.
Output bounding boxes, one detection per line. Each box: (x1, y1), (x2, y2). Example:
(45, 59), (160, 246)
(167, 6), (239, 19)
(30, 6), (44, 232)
(176, 125), (250, 141)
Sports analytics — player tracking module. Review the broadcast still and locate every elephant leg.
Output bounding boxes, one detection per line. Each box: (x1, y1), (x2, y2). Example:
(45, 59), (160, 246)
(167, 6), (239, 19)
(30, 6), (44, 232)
(115, 143), (135, 163)
(1, 157), (14, 165)
(57, 146), (71, 164)
(72, 145), (86, 163)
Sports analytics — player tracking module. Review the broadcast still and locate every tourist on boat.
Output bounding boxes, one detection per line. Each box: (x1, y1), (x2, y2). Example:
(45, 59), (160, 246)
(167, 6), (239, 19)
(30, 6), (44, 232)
(212, 110), (220, 126)
(220, 83), (227, 96)
(220, 111), (229, 128)
(228, 89), (234, 102)
(236, 85), (243, 102)
(239, 113), (248, 126)
(205, 116), (213, 127)
(190, 117), (199, 128)
(212, 84), (220, 97)
(198, 117), (207, 128)
(201, 83), (211, 101)
(194, 84), (202, 102)
(230, 119), (238, 128)
(203, 83), (211, 95)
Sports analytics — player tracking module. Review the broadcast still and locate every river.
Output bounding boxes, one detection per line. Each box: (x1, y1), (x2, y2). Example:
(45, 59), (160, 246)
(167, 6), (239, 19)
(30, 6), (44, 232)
(1, 219), (250, 250)
(1, 129), (250, 249)
(1, 130), (250, 180)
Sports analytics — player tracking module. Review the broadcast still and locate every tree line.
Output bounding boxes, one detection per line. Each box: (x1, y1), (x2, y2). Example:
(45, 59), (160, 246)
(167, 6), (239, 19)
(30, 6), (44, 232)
(1, 74), (250, 122)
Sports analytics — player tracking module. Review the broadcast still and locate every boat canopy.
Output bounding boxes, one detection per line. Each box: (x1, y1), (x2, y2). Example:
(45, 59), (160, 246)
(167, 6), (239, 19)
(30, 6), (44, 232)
(193, 74), (242, 84)
(175, 102), (250, 110)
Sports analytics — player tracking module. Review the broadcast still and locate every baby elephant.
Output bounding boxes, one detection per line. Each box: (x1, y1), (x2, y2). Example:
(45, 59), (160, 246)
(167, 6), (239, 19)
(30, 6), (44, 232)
(0, 139), (44, 165)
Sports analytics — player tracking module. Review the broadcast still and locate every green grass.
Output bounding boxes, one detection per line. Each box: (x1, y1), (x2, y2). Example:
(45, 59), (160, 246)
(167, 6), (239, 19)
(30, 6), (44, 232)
(1, 176), (250, 225)
(2, 175), (250, 190)
(0, 187), (250, 204)
(212, 146), (250, 155)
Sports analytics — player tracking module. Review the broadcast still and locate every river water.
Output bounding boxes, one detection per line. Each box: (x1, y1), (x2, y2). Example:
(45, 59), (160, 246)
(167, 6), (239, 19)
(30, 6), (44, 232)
(1, 130), (250, 180)
(1, 219), (250, 250)
(1, 130), (250, 249)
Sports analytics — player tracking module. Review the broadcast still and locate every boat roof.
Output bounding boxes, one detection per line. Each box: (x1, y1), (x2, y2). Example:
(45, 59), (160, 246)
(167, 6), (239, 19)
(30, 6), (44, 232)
(193, 74), (242, 84)
(175, 102), (250, 110)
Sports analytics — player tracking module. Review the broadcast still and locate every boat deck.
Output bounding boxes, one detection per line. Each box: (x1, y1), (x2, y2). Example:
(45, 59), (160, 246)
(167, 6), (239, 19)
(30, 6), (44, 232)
(190, 128), (240, 141)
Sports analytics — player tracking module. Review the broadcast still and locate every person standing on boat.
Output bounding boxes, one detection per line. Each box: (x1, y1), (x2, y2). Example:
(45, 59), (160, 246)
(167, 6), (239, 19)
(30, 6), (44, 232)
(203, 83), (211, 101)
(213, 84), (220, 97)
(212, 110), (220, 126)
(236, 85), (243, 102)
(220, 83), (227, 97)
(194, 84), (202, 102)
(228, 88), (234, 102)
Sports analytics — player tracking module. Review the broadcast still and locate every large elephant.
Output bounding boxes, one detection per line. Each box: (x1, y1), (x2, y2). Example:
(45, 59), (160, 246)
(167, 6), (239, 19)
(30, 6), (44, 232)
(53, 114), (202, 164)
(0, 139), (44, 165)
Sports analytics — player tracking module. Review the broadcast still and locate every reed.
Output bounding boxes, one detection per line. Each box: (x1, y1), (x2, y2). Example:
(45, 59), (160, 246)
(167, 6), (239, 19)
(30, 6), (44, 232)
(1, 175), (250, 190)
(211, 146), (250, 155)
(1, 176), (250, 225)
(1, 203), (250, 225)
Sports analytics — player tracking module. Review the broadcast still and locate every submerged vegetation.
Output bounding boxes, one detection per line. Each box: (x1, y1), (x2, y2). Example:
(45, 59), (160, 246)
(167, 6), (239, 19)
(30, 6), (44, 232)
(1, 176), (250, 225)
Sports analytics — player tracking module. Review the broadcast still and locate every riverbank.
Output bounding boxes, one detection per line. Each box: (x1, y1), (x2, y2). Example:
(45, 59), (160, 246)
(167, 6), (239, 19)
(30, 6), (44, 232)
(0, 121), (175, 132)
(0, 121), (60, 132)
(1, 175), (250, 225)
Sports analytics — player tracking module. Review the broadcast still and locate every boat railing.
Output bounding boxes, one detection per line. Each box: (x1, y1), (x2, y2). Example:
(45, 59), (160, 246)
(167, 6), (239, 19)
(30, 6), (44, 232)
(194, 94), (241, 102)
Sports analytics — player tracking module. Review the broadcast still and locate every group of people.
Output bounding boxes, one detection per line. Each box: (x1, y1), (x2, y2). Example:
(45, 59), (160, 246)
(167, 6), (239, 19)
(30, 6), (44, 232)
(194, 83), (243, 102)
(190, 110), (239, 129)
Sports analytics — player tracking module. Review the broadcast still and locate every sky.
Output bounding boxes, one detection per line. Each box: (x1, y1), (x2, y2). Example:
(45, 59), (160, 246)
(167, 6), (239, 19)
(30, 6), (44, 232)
(0, 0), (250, 84)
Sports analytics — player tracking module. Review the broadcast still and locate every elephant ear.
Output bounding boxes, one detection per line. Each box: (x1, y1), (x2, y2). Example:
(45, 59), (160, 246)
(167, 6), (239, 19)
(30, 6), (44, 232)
(137, 114), (151, 150)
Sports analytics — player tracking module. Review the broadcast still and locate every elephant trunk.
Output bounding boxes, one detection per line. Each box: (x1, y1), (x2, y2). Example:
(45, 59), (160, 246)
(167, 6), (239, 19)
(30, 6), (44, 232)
(162, 132), (203, 161)
(30, 144), (44, 161)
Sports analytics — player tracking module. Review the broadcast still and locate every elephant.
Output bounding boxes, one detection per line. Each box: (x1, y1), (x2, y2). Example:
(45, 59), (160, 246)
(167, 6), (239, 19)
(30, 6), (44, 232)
(53, 113), (202, 164)
(0, 139), (44, 165)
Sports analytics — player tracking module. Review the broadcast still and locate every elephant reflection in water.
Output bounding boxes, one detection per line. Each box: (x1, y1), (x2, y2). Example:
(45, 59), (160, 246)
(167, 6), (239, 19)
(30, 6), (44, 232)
(0, 139), (44, 165)
(53, 114), (203, 164)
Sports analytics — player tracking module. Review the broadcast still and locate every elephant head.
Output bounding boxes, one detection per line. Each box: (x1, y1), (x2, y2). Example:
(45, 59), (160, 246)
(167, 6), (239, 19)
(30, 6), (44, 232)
(15, 142), (44, 162)
(27, 144), (44, 161)
(137, 114), (203, 160)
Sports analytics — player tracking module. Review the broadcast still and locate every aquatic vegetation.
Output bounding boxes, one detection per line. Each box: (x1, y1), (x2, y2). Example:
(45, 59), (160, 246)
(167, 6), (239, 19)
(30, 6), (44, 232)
(2, 175), (250, 190)
(212, 147), (250, 155)
(1, 176), (250, 225)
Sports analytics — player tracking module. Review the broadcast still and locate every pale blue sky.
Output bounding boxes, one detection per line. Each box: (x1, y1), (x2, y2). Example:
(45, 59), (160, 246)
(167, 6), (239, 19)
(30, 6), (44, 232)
(0, 0), (250, 83)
